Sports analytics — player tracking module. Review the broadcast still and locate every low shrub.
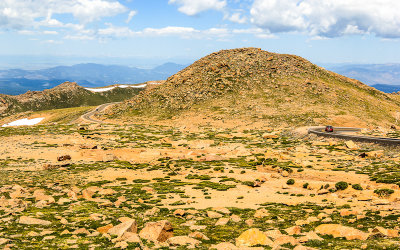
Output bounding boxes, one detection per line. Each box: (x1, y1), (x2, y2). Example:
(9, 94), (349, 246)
(374, 188), (394, 198)
(335, 181), (348, 191)
(287, 179), (295, 185)
(352, 184), (363, 190)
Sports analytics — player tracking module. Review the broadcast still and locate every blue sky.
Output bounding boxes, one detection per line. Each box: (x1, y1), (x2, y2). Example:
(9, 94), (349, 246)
(1, 0), (400, 69)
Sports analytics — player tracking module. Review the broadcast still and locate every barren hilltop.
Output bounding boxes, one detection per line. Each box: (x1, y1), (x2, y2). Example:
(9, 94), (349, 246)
(110, 48), (400, 127)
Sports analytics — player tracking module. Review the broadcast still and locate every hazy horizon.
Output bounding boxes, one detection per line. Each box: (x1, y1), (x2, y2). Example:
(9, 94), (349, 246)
(2, 1), (400, 71)
(2, 53), (400, 72)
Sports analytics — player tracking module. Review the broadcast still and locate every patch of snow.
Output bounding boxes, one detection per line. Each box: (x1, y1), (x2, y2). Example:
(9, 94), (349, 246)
(130, 84), (147, 88)
(85, 87), (116, 92)
(2, 117), (45, 127)
(85, 84), (147, 92)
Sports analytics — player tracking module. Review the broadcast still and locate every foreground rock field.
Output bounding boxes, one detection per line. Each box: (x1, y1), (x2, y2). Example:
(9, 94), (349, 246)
(1, 123), (400, 249)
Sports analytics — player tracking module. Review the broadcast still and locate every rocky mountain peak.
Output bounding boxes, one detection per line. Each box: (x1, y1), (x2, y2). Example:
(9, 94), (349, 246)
(51, 82), (81, 91)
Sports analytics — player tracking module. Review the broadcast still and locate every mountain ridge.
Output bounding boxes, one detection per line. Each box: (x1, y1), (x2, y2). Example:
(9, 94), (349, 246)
(0, 82), (145, 118)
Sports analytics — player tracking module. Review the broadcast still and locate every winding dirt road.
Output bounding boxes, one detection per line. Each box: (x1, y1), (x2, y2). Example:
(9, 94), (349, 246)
(80, 102), (120, 123)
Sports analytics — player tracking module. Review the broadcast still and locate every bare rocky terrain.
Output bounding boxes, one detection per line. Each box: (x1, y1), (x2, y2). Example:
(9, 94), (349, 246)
(1, 122), (400, 249)
(1, 48), (400, 249)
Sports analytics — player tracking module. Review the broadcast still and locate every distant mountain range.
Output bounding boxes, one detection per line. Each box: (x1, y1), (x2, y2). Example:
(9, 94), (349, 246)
(0, 62), (186, 95)
(326, 64), (400, 93)
(2, 61), (400, 95)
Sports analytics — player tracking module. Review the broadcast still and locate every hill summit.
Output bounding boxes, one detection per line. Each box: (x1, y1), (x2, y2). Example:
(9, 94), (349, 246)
(111, 48), (400, 127)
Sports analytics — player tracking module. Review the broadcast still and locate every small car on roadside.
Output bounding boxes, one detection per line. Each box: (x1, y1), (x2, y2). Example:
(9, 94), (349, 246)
(325, 125), (334, 132)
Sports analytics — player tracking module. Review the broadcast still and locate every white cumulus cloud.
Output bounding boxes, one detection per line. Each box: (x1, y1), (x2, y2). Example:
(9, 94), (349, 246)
(169, 0), (227, 16)
(228, 12), (247, 24)
(250, 0), (400, 38)
(0, 0), (127, 30)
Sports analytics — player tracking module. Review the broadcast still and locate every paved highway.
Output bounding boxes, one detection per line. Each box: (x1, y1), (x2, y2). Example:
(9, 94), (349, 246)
(308, 127), (400, 146)
(80, 102), (120, 123)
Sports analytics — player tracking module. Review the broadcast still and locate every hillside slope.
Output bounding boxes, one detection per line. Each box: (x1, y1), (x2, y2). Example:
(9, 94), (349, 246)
(0, 82), (144, 118)
(110, 48), (400, 127)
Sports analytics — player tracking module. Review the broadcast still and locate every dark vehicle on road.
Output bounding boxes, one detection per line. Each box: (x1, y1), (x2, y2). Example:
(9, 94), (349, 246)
(325, 126), (334, 132)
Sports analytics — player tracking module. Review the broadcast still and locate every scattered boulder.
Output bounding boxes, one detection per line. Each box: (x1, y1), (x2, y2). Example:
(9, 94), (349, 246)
(211, 242), (238, 250)
(236, 228), (273, 247)
(72, 228), (90, 235)
(108, 219), (137, 237)
(103, 153), (117, 162)
(173, 209), (186, 217)
(119, 232), (141, 243)
(207, 211), (223, 218)
(262, 133), (278, 139)
(82, 188), (95, 200)
(167, 236), (200, 248)
(230, 214), (241, 222)
(285, 225), (302, 235)
(189, 231), (209, 240)
(215, 218), (230, 226)
(43, 163), (69, 170)
(19, 216), (51, 226)
(371, 226), (399, 238)
(213, 207), (231, 214)
(298, 231), (324, 243)
(57, 155), (71, 161)
(254, 208), (269, 218)
(274, 235), (298, 246)
(139, 220), (173, 242)
(144, 207), (160, 216)
(340, 209), (360, 217)
(264, 229), (283, 240)
(367, 150), (384, 158)
(97, 224), (113, 234)
(245, 219), (254, 227)
(315, 224), (369, 240)
(114, 241), (128, 249)
(345, 140), (357, 150)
